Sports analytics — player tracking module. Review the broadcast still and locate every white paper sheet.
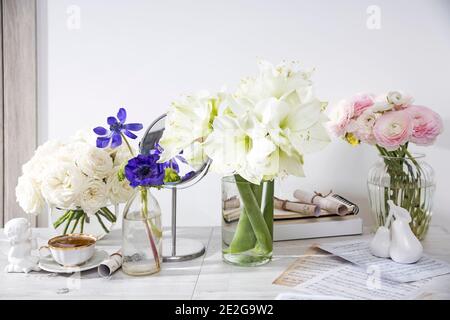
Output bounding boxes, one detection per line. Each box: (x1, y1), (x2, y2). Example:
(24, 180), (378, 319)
(319, 240), (450, 283)
(294, 263), (426, 300)
(275, 252), (427, 300)
(273, 252), (346, 287)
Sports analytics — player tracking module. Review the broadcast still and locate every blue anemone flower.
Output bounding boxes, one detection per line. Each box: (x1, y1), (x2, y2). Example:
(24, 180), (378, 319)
(125, 154), (165, 187)
(94, 108), (143, 148)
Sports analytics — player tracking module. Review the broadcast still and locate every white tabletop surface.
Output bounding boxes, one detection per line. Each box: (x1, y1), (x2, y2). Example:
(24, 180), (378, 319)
(1, 226), (450, 300)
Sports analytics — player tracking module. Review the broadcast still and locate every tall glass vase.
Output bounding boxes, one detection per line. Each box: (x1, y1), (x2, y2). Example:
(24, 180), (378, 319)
(367, 153), (435, 240)
(122, 187), (162, 276)
(222, 175), (274, 266)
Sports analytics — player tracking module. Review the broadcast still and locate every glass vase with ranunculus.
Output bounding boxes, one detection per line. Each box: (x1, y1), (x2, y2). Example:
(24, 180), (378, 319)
(330, 91), (443, 239)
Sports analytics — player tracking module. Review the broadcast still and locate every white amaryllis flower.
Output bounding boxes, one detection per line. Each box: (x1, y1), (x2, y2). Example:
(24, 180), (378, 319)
(236, 59), (313, 101)
(204, 60), (330, 183)
(15, 175), (45, 215)
(106, 168), (134, 205)
(204, 113), (271, 183)
(158, 91), (219, 163)
(41, 163), (86, 209)
(79, 178), (108, 215)
(76, 145), (113, 179)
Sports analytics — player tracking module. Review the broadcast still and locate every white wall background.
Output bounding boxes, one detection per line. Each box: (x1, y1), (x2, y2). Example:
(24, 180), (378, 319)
(38, 0), (450, 228)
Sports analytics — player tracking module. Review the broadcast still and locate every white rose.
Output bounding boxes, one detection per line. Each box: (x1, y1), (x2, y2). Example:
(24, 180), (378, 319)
(52, 141), (87, 164)
(71, 128), (97, 146)
(22, 140), (65, 184)
(41, 163), (86, 209)
(16, 175), (45, 215)
(79, 178), (108, 215)
(106, 168), (134, 204)
(76, 145), (113, 179)
(33, 139), (64, 159)
(111, 145), (134, 167)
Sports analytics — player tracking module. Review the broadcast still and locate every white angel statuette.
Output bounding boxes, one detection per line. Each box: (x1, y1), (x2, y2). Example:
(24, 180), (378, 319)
(4, 218), (41, 273)
(388, 200), (423, 264)
(369, 208), (393, 258)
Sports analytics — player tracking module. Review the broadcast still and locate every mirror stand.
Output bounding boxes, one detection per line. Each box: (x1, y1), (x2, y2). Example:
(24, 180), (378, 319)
(162, 188), (206, 262)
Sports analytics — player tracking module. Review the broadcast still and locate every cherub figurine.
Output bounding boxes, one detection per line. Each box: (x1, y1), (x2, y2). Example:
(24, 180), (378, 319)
(4, 218), (40, 273)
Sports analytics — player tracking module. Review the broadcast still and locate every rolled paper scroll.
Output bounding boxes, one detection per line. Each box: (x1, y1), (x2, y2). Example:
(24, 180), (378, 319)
(98, 251), (122, 278)
(274, 197), (321, 217)
(293, 190), (350, 216)
(223, 196), (240, 210)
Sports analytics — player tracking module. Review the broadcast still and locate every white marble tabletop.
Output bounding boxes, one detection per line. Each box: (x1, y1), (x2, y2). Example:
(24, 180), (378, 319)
(1, 226), (450, 300)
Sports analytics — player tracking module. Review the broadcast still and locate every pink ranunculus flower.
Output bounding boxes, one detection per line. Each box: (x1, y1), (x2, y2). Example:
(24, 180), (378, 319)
(328, 99), (354, 137)
(406, 105), (443, 146)
(350, 110), (380, 145)
(351, 94), (375, 117)
(373, 110), (413, 150)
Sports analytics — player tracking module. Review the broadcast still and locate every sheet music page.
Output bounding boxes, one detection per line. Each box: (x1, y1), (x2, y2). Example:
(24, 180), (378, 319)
(294, 263), (427, 300)
(273, 248), (427, 300)
(319, 240), (450, 283)
(273, 248), (344, 287)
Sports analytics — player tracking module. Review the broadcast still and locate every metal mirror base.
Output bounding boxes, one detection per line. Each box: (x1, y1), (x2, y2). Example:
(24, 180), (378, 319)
(162, 238), (206, 262)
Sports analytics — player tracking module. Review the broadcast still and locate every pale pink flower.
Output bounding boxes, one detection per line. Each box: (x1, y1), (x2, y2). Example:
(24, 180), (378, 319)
(406, 105), (443, 146)
(351, 94), (375, 117)
(328, 100), (354, 137)
(350, 110), (380, 145)
(373, 110), (413, 150)
(387, 91), (414, 109)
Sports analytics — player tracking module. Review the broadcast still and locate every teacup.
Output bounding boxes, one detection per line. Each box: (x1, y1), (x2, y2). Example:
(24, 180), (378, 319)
(39, 234), (96, 267)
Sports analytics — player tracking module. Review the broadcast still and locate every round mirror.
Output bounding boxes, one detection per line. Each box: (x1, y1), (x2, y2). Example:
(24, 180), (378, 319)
(139, 114), (211, 189)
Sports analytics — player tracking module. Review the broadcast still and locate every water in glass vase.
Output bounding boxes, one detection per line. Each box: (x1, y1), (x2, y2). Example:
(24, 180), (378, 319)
(222, 175), (274, 266)
(367, 154), (436, 240)
(122, 188), (162, 276)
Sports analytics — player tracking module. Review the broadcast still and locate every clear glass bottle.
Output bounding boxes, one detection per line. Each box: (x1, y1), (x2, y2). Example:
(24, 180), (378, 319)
(122, 187), (162, 275)
(222, 175), (274, 266)
(367, 154), (435, 240)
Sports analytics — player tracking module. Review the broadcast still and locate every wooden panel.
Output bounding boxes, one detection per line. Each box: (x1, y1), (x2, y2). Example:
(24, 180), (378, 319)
(0, 1), (3, 227)
(2, 0), (37, 226)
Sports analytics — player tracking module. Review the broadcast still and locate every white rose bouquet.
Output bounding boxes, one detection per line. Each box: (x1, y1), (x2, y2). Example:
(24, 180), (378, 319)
(16, 129), (134, 235)
(159, 60), (330, 264)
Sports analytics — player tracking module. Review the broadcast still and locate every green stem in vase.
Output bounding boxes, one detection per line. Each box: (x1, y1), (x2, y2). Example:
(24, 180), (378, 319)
(228, 207), (257, 253)
(70, 211), (82, 233)
(226, 181), (264, 253)
(263, 180), (274, 238)
(53, 210), (72, 229)
(63, 211), (75, 235)
(234, 175), (272, 255)
(98, 208), (115, 223)
(95, 212), (109, 233)
(101, 207), (117, 222)
(80, 213), (86, 234)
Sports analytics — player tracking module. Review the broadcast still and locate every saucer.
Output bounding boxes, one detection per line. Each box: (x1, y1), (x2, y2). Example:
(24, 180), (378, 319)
(39, 250), (109, 273)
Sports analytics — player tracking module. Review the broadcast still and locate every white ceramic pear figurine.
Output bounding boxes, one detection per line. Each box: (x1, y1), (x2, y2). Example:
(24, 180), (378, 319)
(370, 206), (394, 258)
(388, 200), (423, 264)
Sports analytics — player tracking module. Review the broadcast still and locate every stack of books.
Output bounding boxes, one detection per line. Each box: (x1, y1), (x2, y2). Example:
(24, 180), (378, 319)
(223, 192), (363, 241)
